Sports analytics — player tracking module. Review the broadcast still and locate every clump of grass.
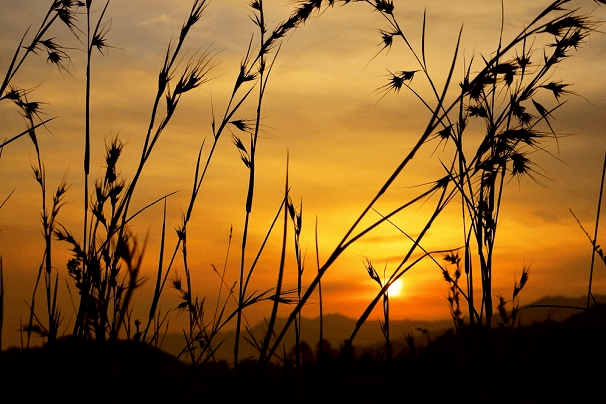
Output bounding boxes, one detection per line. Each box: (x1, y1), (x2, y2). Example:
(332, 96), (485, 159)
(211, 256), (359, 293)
(288, 196), (305, 370)
(496, 266), (529, 329)
(0, 7), (79, 344)
(363, 257), (392, 358)
(49, 0), (219, 345)
(24, 165), (68, 345)
(443, 252), (465, 333)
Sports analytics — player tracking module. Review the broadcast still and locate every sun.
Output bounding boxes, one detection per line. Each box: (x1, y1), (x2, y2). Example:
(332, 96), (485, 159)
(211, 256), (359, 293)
(387, 279), (404, 297)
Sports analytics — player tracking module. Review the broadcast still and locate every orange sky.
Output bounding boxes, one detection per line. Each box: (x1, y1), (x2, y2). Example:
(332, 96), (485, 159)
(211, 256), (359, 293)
(1, 0), (605, 350)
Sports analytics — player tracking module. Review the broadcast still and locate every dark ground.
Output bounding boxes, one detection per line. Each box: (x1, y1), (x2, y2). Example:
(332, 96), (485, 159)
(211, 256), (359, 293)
(2, 306), (606, 403)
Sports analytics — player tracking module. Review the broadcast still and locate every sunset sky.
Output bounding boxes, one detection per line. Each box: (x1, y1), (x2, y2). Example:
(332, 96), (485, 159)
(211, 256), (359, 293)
(1, 0), (605, 349)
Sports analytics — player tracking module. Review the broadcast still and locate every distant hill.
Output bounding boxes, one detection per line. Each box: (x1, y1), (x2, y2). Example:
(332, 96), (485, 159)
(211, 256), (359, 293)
(160, 313), (453, 363)
(513, 294), (606, 325)
(159, 294), (606, 363)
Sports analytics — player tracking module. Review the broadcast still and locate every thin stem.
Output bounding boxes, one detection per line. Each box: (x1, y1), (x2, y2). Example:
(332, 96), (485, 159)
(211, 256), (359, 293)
(587, 152), (606, 310)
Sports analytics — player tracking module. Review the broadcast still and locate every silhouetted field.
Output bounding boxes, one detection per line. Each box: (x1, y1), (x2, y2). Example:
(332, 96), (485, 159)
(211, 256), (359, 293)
(3, 304), (606, 403)
(1, 1), (605, 403)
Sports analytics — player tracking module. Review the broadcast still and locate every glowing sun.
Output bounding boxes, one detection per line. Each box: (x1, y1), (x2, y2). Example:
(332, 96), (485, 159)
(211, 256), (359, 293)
(388, 279), (404, 297)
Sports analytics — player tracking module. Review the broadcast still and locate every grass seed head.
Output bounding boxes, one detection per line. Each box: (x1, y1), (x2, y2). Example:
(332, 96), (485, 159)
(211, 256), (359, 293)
(443, 252), (461, 266)
(92, 24), (112, 55)
(379, 29), (394, 50)
(468, 105), (488, 119)
(510, 152), (532, 177)
(16, 97), (43, 119)
(4, 86), (23, 101)
(55, 6), (77, 34)
(516, 54), (532, 69)
(364, 258), (382, 286)
(490, 62), (517, 86)
(230, 119), (253, 133)
(232, 134), (247, 152)
(172, 277), (183, 292)
(378, 70), (418, 97)
(173, 53), (216, 96)
(544, 15), (590, 37)
(500, 128), (541, 147)
(541, 81), (572, 100)
(513, 266), (530, 298)
(374, 0), (394, 14)
(437, 125), (453, 141)
(512, 103), (533, 126)
(555, 29), (589, 50)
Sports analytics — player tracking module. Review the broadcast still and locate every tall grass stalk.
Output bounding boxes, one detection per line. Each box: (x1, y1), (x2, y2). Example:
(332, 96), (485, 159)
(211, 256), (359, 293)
(314, 217), (324, 364)
(233, 0), (269, 365)
(287, 197), (304, 369)
(22, 105), (68, 346)
(82, 0), (110, 333)
(364, 258), (391, 357)
(73, 0), (110, 339)
(258, 155), (290, 366)
(232, 0), (316, 366)
(586, 152), (606, 309)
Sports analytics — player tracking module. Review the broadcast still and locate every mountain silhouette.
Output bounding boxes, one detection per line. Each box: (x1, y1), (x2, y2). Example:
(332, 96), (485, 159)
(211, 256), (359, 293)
(159, 294), (606, 363)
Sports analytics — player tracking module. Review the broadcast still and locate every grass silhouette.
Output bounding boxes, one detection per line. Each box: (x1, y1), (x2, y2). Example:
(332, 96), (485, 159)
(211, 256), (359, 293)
(1, 0), (605, 402)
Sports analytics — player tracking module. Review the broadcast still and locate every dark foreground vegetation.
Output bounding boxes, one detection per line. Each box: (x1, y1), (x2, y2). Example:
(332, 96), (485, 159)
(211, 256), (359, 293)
(2, 305), (606, 403)
(1, 1), (606, 403)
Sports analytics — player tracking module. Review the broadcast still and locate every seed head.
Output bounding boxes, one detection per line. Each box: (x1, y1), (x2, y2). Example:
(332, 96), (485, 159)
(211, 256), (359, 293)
(379, 30), (394, 50)
(364, 258), (381, 286)
(515, 54), (531, 69)
(510, 152), (533, 178)
(543, 15), (589, 37)
(490, 62), (517, 86)
(374, 0), (394, 14)
(173, 51), (216, 95)
(468, 105), (488, 119)
(443, 252), (461, 266)
(436, 125), (453, 141)
(92, 28), (110, 54)
(230, 119), (253, 133)
(512, 103), (533, 126)
(540, 81), (572, 101)
(377, 70), (418, 98)
(172, 277), (183, 292)
(55, 6), (77, 34)
(4, 86), (24, 101)
(232, 134), (247, 152)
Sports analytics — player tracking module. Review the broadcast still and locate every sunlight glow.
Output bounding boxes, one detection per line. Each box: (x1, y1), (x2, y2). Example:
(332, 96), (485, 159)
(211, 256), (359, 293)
(388, 279), (404, 297)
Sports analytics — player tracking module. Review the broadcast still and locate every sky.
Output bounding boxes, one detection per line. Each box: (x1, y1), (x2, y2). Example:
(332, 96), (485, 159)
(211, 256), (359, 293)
(0, 0), (605, 350)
